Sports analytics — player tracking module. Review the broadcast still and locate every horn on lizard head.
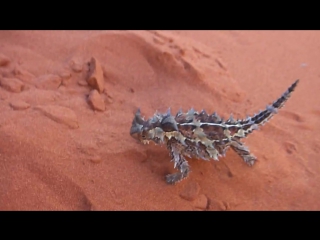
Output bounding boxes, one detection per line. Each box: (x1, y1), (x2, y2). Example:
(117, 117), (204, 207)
(133, 108), (145, 125)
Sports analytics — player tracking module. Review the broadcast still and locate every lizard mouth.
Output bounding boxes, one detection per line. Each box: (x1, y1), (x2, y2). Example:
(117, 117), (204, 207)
(142, 140), (150, 144)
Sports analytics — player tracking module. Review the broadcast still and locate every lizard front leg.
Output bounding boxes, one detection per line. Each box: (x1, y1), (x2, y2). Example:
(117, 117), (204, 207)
(165, 139), (190, 184)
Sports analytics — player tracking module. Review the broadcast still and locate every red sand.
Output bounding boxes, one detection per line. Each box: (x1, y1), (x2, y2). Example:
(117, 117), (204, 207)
(0, 30), (319, 210)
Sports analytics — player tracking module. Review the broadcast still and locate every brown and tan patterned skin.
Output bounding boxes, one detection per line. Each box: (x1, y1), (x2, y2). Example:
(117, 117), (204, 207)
(130, 80), (299, 184)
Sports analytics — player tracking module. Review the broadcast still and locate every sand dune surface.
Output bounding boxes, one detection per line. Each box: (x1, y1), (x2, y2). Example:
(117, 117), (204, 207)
(0, 30), (319, 210)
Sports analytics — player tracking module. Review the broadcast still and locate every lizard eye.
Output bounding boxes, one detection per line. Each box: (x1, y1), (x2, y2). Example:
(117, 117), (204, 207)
(141, 135), (146, 139)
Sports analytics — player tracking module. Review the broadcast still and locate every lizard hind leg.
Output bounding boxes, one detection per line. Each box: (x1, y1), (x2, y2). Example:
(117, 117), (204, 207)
(230, 140), (257, 166)
(165, 141), (190, 185)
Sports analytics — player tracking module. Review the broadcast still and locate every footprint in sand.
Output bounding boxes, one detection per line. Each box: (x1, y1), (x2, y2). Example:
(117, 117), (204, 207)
(150, 31), (211, 61)
(311, 142), (320, 154)
(214, 58), (227, 71)
(208, 198), (227, 211)
(150, 31), (186, 57)
(283, 141), (298, 154)
(152, 36), (166, 45)
(180, 180), (201, 201)
(146, 31), (245, 104)
(280, 110), (305, 123)
(192, 47), (210, 59)
(149, 30), (174, 43)
(280, 110), (314, 131)
(147, 31), (208, 84)
(150, 31), (216, 66)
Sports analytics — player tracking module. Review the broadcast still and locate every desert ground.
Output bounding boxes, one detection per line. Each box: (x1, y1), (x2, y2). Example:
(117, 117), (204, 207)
(0, 30), (319, 210)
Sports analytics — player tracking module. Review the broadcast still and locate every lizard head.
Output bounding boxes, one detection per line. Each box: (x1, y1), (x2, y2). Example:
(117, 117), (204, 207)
(130, 108), (178, 145)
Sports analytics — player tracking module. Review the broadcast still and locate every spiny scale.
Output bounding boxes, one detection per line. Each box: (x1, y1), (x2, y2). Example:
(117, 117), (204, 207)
(130, 79), (299, 184)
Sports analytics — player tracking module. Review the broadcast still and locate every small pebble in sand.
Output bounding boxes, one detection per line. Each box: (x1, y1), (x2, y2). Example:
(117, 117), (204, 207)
(12, 66), (35, 85)
(89, 155), (102, 164)
(10, 100), (30, 110)
(86, 57), (104, 93)
(0, 77), (24, 93)
(77, 80), (88, 86)
(70, 59), (83, 73)
(87, 89), (105, 112)
(0, 53), (10, 66)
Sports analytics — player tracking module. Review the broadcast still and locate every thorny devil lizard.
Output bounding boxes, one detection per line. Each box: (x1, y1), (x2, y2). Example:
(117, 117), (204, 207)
(130, 80), (299, 184)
